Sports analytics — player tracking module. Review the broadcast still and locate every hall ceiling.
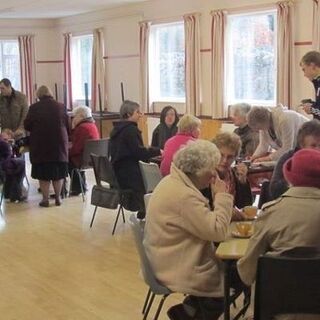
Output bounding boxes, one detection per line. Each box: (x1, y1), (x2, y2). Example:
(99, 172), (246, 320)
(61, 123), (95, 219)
(0, 0), (150, 19)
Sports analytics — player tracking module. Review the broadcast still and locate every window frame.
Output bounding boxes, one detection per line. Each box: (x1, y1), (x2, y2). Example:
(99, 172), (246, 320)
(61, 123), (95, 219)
(148, 20), (186, 104)
(71, 34), (93, 102)
(225, 9), (278, 107)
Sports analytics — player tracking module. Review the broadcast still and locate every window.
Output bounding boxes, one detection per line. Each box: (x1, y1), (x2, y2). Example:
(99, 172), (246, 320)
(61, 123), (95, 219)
(0, 40), (20, 90)
(149, 22), (185, 103)
(71, 34), (93, 101)
(226, 10), (277, 106)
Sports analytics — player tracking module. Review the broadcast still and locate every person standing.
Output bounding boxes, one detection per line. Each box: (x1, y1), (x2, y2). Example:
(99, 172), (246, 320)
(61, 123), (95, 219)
(24, 86), (69, 207)
(0, 78), (28, 137)
(300, 51), (320, 120)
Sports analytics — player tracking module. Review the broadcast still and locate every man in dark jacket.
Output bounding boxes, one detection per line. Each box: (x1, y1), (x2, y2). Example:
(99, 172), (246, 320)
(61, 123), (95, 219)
(109, 100), (161, 219)
(0, 78), (28, 136)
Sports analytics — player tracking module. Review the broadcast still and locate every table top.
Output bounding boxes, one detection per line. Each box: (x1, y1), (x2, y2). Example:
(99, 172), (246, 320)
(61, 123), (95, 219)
(216, 224), (250, 260)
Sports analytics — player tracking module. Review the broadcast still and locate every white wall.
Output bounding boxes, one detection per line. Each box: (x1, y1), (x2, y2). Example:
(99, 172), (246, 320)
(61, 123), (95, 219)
(0, 0), (315, 112)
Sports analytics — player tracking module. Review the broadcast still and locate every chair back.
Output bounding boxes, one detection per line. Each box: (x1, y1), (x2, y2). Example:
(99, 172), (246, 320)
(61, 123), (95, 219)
(90, 154), (118, 188)
(81, 139), (109, 169)
(254, 247), (320, 320)
(144, 193), (152, 212)
(129, 214), (171, 295)
(139, 161), (162, 193)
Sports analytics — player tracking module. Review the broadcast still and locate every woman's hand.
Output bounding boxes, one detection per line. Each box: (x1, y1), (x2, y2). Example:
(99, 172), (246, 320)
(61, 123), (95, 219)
(231, 206), (246, 221)
(212, 174), (228, 194)
(235, 163), (248, 184)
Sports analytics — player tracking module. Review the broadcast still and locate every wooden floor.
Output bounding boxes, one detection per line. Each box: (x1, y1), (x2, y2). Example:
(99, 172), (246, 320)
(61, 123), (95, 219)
(0, 169), (252, 320)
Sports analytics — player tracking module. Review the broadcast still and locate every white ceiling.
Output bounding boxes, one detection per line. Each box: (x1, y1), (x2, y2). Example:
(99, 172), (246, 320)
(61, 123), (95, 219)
(0, 0), (149, 19)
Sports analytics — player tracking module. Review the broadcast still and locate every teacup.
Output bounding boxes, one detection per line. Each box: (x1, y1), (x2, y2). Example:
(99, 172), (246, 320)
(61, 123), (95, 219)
(243, 206), (258, 219)
(236, 222), (253, 236)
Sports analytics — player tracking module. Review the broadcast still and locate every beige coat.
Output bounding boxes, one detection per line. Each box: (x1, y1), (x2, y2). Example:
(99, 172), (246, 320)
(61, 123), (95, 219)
(238, 187), (320, 286)
(143, 164), (233, 297)
(0, 90), (28, 132)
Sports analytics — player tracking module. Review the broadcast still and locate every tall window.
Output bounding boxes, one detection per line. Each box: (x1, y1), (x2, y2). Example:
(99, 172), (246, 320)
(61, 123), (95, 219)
(71, 34), (93, 102)
(0, 40), (20, 90)
(149, 22), (185, 102)
(226, 10), (277, 106)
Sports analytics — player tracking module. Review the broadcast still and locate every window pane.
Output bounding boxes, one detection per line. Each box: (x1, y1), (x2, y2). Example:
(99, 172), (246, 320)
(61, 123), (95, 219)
(227, 11), (276, 105)
(0, 40), (21, 90)
(149, 22), (185, 102)
(71, 35), (93, 101)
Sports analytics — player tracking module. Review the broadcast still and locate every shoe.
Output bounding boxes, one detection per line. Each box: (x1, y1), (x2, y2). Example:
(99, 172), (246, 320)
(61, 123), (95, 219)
(167, 304), (194, 320)
(137, 211), (145, 220)
(55, 197), (62, 206)
(39, 200), (49, 207)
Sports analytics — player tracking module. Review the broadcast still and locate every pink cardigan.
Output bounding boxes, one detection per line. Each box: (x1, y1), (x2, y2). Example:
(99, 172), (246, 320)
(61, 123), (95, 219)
(160, 133), (196, 176)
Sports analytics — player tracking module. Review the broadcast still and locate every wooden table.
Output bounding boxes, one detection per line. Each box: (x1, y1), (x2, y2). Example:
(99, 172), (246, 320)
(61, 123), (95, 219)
(216, 227), (250, 320)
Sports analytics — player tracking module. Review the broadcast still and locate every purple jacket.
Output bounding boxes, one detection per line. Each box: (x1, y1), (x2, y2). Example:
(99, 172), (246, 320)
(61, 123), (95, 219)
(160, 133), (196, 176)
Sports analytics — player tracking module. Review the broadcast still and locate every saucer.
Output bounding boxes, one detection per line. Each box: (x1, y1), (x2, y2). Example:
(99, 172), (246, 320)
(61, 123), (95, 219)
(231, 231), (253, 238)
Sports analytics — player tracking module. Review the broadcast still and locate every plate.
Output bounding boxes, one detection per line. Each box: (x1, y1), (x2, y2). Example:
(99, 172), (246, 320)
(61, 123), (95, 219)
(231, 231), (253, 239)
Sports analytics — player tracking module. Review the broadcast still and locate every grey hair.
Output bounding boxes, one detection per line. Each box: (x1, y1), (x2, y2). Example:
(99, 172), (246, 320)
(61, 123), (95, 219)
(120, 100), (140, 119)
(36, 85), (53, 99)
(173, 140), (221, 177)
(230, 103), (252, 117)
(177, 114), (201, 134)
(247, 106), (270, 129)
(73, 106), (92, 119)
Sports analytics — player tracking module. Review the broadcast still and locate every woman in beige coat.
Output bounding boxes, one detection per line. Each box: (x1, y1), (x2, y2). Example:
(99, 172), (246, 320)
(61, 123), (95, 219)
(144, 140), (237, 320)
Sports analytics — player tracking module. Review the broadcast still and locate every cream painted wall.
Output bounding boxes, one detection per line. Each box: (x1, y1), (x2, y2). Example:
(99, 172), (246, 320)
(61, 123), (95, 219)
(0, 0), (315, 112)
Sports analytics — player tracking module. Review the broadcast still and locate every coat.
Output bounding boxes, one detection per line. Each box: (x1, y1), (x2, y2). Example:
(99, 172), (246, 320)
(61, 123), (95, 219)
(144, 163), (234, 297)
(234, 124), (259, 158)
(0, 89), (28, 132)
(24, 96), (69, 164)
(238, 187), (320, 286)
(160, 133), (196, 176)
(252, 105), (308, 161)
(151, 123), (178, 149)
(69, 118), (100, 168)
(109, 120), (160, 192)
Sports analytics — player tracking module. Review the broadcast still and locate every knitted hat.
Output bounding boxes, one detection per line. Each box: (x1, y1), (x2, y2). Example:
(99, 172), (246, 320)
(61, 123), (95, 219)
(283, 148), (320, 188)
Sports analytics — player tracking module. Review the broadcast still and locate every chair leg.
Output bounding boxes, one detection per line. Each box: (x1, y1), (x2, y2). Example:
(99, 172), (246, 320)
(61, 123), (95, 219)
(90, 206), (98, 228)
(112, 205), (122, 235)
(142, 289), (151, 314)
(69, 169), (74, 196)
(143, 293), (155, 320)
(153, 294), (169, 320)
(77, 170), (85, 202)
(121, 206), (126, 223)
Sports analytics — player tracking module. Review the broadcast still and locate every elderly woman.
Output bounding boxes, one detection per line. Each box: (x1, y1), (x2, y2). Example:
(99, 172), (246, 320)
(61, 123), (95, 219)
(144, 140), (244, 320)
(109, 100), (161, 219)
(160, 114), (201, 176)
(269, 120), (320, 200)
(24, 85), (69, 207)
(247, 105), (308, 162)
(203, 132), (252, 217)
(69, 106), (99, 196)
(151, 105), (179, 149)
(238, 148), (320, 320)
(230, 103), (259, 158)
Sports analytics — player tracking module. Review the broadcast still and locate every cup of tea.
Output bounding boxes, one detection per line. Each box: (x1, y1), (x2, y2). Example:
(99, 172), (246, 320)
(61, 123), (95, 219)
(236, 222), (253, 236)
(243, 206), (258, 219)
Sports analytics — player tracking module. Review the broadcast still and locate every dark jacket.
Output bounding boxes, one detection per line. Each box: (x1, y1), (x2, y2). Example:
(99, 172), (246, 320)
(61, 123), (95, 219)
(69, 118), (100, 167)
(151, 123), (178, 149)
(269, 148), (296, 200)
(24, 96), (69, 164)
(234, 124), (259, 158)
(0, 89), (28, 132)
(109, 120), (160, 192)
(312, 75), (320, 120)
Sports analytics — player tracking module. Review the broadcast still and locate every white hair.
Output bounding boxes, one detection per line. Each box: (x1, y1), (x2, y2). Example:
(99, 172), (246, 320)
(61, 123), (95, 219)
(173, 140), (221, 177)
(72, 106), (92, 119)
(230, 103), (252, 117)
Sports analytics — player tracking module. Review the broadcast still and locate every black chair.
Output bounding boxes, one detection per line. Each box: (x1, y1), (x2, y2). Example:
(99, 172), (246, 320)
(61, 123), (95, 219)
(254, 247), (320, 320)
(90, 154), (133, 235)
(69, 138), (109, 202)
